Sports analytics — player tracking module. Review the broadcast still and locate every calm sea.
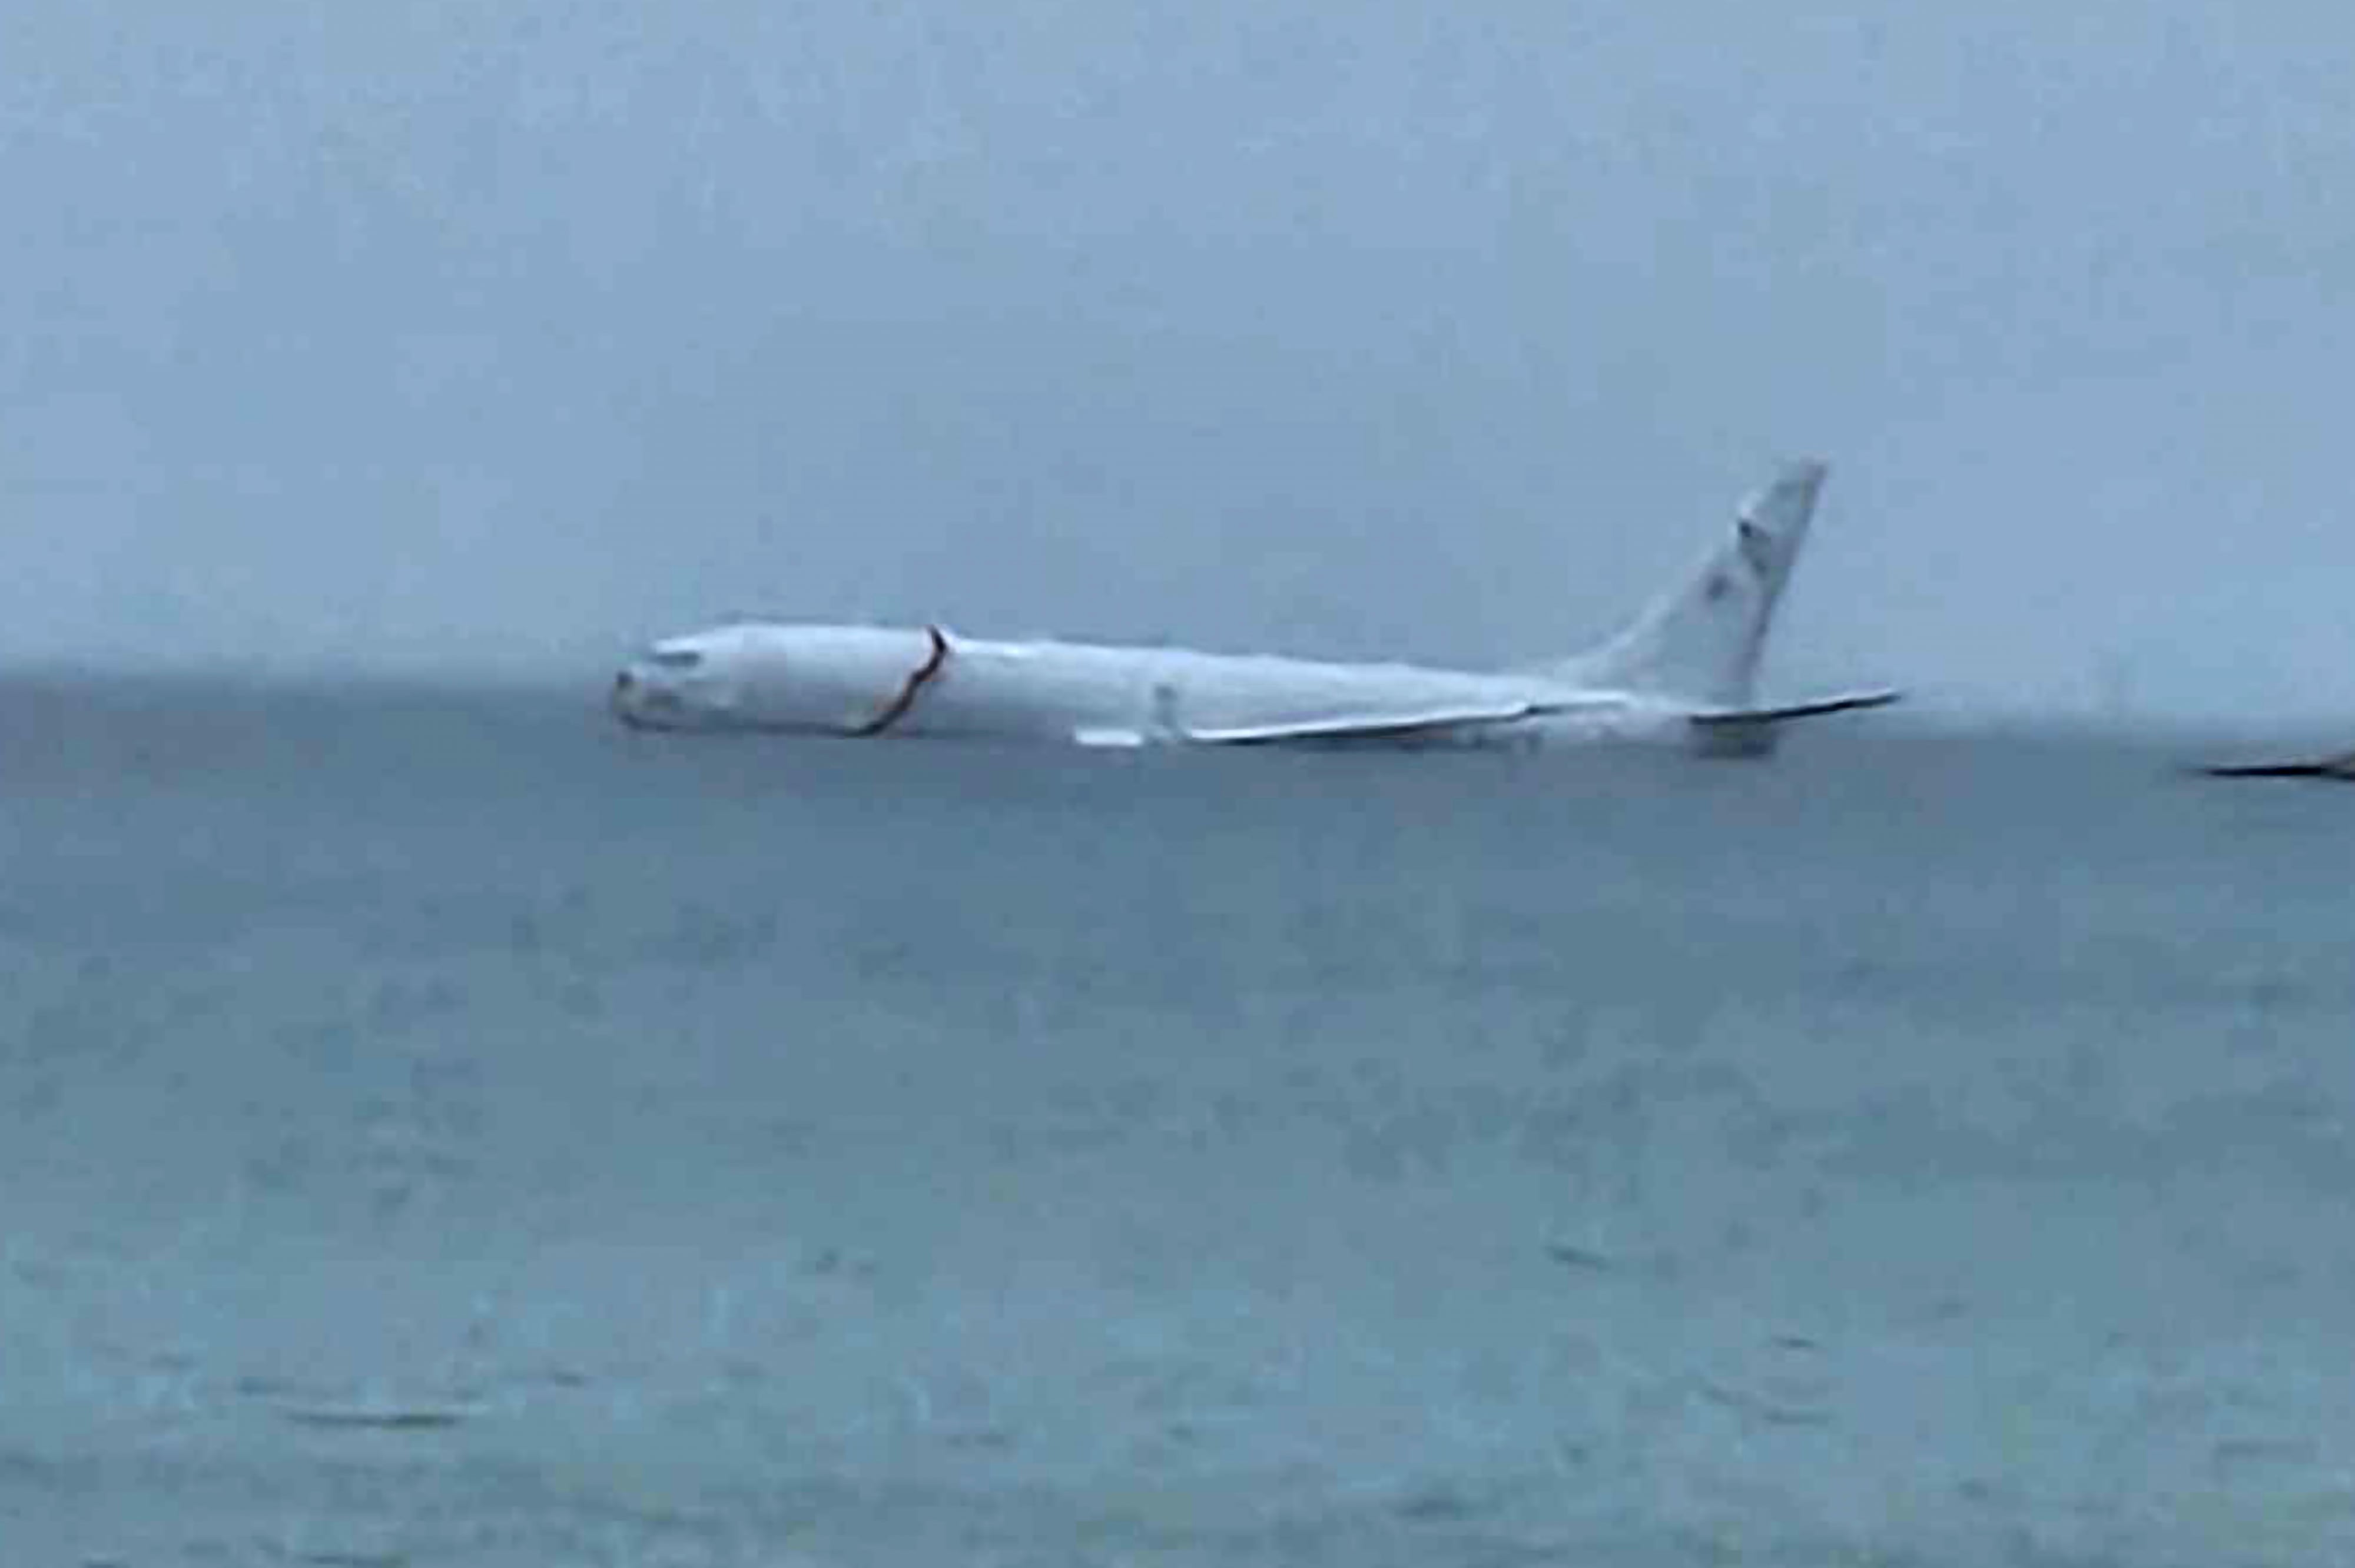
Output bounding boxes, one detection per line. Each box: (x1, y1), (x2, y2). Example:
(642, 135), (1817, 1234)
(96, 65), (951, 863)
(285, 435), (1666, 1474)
(2, 674), (2350, 1565)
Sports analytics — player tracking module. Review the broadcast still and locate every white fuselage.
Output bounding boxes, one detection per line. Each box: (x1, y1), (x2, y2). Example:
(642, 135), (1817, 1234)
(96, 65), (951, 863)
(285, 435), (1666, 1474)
(609, 622), (1696, 752)
(605, 459), (1897, 756)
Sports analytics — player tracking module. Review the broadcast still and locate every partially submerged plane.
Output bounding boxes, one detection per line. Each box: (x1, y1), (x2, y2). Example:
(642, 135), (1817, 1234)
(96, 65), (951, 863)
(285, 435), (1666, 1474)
(608, 458), (1900, 756)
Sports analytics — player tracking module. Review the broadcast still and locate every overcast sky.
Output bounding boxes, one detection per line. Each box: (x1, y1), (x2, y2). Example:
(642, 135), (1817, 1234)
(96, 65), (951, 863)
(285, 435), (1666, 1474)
(4, 0), (2351, 723)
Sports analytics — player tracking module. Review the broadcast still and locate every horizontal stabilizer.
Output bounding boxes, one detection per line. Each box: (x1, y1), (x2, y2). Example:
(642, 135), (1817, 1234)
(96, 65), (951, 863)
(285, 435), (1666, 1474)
(1687, 688), (1904, 728)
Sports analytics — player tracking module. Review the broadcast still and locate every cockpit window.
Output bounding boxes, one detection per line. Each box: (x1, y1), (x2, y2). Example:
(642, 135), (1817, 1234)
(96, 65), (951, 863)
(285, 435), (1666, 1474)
(649, 648), (704, 670)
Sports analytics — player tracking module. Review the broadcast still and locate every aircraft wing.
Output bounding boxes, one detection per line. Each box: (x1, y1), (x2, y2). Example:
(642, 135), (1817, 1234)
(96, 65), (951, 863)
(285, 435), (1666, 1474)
(1073, 699), (1547, 749)
(1686, 688), (1904, 728)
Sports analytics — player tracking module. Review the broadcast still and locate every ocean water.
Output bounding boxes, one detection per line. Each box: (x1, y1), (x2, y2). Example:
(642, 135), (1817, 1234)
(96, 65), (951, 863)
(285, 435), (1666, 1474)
(2, 674), (2351, 1566)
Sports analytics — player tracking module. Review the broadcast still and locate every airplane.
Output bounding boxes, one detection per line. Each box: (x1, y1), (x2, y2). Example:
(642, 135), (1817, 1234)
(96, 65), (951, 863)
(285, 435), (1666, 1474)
(607, 457), (1901, 757)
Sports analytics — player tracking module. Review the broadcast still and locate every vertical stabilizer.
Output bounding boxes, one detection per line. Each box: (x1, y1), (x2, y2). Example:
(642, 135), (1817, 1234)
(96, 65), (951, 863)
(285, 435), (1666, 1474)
(1544, 459), (1827, 707)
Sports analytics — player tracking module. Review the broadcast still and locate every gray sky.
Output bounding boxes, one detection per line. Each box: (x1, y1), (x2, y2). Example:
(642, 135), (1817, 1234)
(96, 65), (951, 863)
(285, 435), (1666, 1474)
(5, 0), (2351, 723)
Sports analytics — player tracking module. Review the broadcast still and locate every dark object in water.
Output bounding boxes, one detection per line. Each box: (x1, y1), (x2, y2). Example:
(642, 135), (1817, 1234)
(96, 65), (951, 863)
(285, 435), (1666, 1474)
(279, 1404), (470, 1431)
(2195, 750), (2355, 782)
